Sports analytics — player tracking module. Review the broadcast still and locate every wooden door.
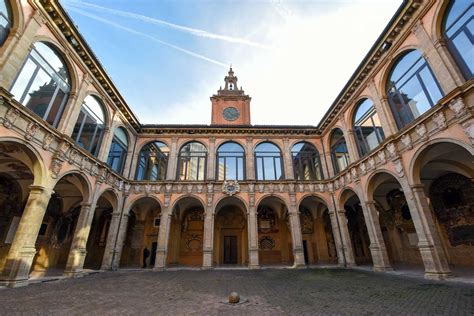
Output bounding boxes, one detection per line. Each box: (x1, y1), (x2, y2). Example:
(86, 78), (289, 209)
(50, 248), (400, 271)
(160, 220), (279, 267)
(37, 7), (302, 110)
(223, 236), (237, 264)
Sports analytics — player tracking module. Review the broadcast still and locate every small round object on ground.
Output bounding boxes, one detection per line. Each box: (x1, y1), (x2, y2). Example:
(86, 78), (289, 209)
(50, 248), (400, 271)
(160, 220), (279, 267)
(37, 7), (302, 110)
(228, 292), (240, 304)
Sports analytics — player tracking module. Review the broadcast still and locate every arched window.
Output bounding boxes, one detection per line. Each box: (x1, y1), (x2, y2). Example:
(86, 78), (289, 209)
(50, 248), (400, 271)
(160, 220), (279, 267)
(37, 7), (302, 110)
(107, 127), (128, 175)
(10, 42), (71, 127)
(177, 142), (207, 181)
(0, 0), (12, 46)
(71, 95), (105, 156)
(217, 142), (245, 181)
(330, 129), (350, 174)
(255, 142), (284, 180)
(386, 49), (444, 129)
(353, 98), (385, 157)
(443, 0), (473, 80)
(291, 142), (323, 180)
(135, 141), (169, 181)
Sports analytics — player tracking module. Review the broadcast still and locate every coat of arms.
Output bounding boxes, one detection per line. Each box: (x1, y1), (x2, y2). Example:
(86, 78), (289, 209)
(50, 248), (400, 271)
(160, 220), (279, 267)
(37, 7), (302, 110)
(222, 180), (240, 196)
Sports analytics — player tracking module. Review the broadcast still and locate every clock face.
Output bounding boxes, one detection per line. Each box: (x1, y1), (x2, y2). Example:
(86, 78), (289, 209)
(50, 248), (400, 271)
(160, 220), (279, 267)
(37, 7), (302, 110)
(223, 107), (240, 121)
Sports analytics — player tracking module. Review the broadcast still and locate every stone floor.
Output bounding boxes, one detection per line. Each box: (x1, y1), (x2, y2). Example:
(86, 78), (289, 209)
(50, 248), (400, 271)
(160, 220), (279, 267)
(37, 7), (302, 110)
(1, 269), (473, 315)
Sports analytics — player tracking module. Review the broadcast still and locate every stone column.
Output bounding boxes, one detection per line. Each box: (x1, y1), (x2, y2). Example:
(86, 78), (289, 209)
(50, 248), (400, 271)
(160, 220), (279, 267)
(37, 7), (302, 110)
(282, 138), (294, 180)
(166, 137), (179, 180)
(332, 205), (356, 267)
(404, 184), (450, 279)
(202, 207), (214, 269)
(327, 210), (346, 266)
(0, 185), (53, 287)
(154, 205), (172, 270)
(247, 195), (259, 268)
(207, 137), (216, 180)
(360, 200), (392, 271)
(63, 202), (96, 277)
(0, 11), (44, 88)
(245, 138), (255, 180)
(288, 198), (305, 267)
(101, 205), (125, 270)
(109, 212), (130, 270)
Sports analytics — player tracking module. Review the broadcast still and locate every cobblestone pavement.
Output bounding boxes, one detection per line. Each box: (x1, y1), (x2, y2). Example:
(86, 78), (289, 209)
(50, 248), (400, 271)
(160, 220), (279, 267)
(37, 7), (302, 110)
(0, 268), (473, 315)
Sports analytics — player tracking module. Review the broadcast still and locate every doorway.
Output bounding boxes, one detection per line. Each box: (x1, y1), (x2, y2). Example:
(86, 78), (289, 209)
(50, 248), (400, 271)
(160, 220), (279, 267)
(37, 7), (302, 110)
(303, 240), (309, 264)
(223, 236), (237, 264)
(150, 242), (157, 267)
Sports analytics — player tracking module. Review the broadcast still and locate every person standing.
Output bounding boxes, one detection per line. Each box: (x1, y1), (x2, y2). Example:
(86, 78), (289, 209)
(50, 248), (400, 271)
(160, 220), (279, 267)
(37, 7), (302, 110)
(143, 247), (150, 268)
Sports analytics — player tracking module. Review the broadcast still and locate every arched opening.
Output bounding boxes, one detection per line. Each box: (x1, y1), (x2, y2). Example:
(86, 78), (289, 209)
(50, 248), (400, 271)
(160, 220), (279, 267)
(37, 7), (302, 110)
(368, 172), (423, 269)
(213, 197), (248, 266)
(386, 49), (444, 130)
(291, 142), (323, 180)
(135, 141), (169, 181)
(330, 128), (350, 174)
(107, 127), (129, 175)
(255, 142), (284, 180)
(353, 98), (385, 157)
(10, 41), (71, 128)
(0, 141), (40, 272)
(167, 197), (205, 267)
(216, 142), (245, 181)
(177, 142), (207, 181)
(257, 196), (293, 266)
(30, 172), (90, 278)
(71, 95), (106, 157)
(340, 189), (372, 265)
(414, 141), (474, 269)
(83, 190), (117, 270)
(442, 0), (473, 80)
(299, 196), (337, 265)
(120, 197), (161, 268)
(0, 0), (13, 46)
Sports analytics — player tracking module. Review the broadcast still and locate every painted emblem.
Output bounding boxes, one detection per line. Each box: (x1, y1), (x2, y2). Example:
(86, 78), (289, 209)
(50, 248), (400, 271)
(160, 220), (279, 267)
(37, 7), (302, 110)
(222, 180), (240, 196)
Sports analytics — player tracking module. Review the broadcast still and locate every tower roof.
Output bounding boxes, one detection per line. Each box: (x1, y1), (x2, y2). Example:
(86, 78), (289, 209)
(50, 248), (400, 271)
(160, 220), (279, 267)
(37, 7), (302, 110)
(213, 66), (248, 98)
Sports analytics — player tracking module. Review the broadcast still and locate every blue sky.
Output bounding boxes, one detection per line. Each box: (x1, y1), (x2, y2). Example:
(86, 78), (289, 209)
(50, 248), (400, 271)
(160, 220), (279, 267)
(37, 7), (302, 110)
(62, 0), (401, 125)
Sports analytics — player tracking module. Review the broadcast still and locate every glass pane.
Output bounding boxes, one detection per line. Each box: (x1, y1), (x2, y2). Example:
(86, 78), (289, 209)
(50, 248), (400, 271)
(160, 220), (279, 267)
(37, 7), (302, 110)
(452, 30), (474, 75)
(10, 59), (37, 102)
(256, 158), (264, 180)
(0, 1), (11, 45)
(33, 42), (70, 84)
(218, 157), (225, 181)
(218, 142), (244, 153)
(275, 157), (282, 180)
(237, 158), (244, 180)
(197, 157), (205, 180)
(389, 50), (423, 84)
(83, 95), (105, 123)
(23, 69), (54, 119)
(89, 127), (103, 155)
(255, 142), (280, 153)
(399, 76), (431, 119)
(114, 127), (128, 146)
(226, 157), (237, 180)
(263, 157), (275, 180)
(354, 99), (374, 123)
(72, 111), (85, 141)
(419, 67), (443, 105)
(46, 88), (66, 126)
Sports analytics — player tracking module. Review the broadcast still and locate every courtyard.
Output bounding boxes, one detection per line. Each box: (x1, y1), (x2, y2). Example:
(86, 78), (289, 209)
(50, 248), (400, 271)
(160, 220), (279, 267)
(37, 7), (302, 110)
(0, 269), (473, 315)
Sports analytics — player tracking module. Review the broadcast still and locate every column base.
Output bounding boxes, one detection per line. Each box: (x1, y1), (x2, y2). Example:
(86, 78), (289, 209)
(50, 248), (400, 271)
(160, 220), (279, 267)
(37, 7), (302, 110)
(424, 271), (450, 280)
(63, 270), (87, 278)
(0, 278), (29, 288)
(248, 264), (260, 270)
(373, 266), (393, 272)
(153, 267), (165, 272)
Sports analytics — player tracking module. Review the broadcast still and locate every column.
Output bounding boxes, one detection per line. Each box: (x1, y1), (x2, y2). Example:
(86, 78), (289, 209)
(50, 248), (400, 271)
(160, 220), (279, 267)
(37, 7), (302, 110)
(245, 138), (255, 180)
(154, 206), (172, 270)
(97, 126), (112, 162)
(0, 185), (53, 287)
(101, 206), (124, 270)
(361, 200), (392, 271)
(282, 138), (294, 180)
(247, 197), (259, 268)
(327, 210), (346, 266)
(288, 202), (305, 267)
(202, 208), (214, 269)
(63, 202), (95, 277)
(405, 184), (450, 280)
(207, 137), (216, 180)
(166, 137), (179, 180)
(329, 198), (356, 267)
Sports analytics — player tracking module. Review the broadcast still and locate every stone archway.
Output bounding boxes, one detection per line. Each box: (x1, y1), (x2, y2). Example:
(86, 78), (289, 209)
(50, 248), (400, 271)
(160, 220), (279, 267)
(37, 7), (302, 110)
(340, 189), (372, 265)
(83, 190), (118, 270)
(299, 196), (337, 265)
(367, 172), (424, 268)
(120, 197), (161, 268)
(213, 197), (248, 266)
(414, 141), (474, 268)
(256, 196), (293, 266)
(167, 197), (205, 267)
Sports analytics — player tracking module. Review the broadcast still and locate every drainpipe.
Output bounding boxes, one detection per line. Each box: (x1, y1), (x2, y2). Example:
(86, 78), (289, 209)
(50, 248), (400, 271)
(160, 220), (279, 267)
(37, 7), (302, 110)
(322, 139), (347, 267)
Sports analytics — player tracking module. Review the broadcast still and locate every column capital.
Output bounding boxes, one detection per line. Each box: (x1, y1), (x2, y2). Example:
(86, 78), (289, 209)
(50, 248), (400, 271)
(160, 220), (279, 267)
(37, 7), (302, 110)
(28, 185), (54, 196)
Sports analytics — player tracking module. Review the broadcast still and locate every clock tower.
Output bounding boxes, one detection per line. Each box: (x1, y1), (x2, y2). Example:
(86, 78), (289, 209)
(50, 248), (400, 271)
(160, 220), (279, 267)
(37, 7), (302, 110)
(211, 67), (251, 125)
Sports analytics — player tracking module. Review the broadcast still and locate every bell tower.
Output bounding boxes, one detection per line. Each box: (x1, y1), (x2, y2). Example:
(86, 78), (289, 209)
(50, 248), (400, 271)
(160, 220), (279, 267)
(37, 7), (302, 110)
(211, 67), (251, 125)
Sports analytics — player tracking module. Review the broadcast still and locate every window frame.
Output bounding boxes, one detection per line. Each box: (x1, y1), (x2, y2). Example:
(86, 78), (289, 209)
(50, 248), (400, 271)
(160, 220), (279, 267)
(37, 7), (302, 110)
(107, 127), (128, 175)
(0, 0), (12, 46)
(353, 99), (385, 157)
(216, 142), (246, 181)
(135, 141), (169, 181)
(330, 129), (350, 174)
(177, 142), (207, 181)
(291, 142), (324, 181)
(254, 142), (285, 181)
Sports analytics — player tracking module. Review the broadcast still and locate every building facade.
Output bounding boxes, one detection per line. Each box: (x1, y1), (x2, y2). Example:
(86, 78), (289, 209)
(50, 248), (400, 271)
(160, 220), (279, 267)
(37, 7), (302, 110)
(0, 0), (472, 287)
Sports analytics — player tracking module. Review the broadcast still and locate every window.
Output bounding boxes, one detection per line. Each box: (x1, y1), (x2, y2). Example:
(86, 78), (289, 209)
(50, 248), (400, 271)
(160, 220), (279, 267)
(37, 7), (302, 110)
(217, 142), (245, 181)
(107, 127), (128, 175)
(353, 99), (385, 157)
(71, 95), (105, 156)
(0, 0), (12, 46)
(255, 142), (284, 181)
(387, 50), (444, 129)
(135, 141), (169, 181)
(291, 142), (323, 180)
(443, 0), (473, 80)
(177, 142), (207, 181)
(10, 42), (71, 127)
(330, 129), (350, 174)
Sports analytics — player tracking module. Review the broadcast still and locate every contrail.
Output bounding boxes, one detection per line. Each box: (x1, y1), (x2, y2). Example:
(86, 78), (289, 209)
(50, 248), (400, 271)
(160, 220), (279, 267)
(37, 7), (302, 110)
(64, 0), (271, 50)
(67, 7), (228, 68)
